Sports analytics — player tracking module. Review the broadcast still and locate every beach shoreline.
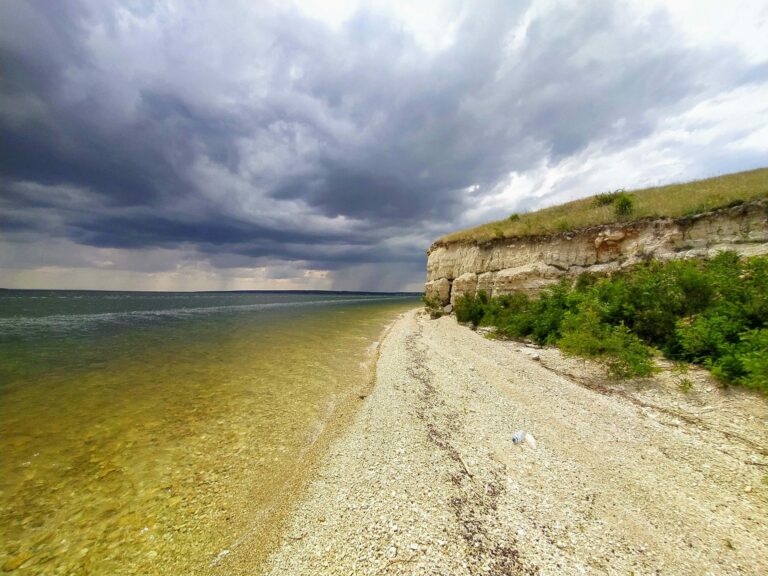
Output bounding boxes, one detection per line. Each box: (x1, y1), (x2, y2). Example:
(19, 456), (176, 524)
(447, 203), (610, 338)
(242, 308), (767, 575)
(209, 312), (406, 573)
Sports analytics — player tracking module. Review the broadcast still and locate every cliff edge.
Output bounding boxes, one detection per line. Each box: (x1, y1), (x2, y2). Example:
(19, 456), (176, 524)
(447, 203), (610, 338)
(426, 199), (768, 305)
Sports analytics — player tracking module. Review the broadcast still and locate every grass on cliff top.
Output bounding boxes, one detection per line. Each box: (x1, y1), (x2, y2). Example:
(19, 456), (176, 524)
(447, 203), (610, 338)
(437, 167), (768, 246)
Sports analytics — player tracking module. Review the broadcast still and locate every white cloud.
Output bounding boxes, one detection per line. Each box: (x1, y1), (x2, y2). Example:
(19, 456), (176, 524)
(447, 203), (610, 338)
(450, 78), (768, 230)
(293, 0), (464, 52)
(644, 0), (768, 63)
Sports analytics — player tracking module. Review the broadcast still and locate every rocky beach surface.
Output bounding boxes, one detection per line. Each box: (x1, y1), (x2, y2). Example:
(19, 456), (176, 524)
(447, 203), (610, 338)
(250, 309), (767, 575)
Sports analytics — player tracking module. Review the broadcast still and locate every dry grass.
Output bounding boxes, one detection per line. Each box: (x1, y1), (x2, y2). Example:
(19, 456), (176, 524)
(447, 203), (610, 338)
(437, 167), (768, 246)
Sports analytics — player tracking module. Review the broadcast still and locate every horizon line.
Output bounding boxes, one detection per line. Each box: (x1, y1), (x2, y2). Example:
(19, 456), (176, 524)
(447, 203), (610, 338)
(0, 287), (423, 296)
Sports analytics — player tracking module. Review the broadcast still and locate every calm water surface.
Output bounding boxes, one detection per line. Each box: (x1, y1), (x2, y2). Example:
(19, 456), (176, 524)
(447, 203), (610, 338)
(0, 290), (418, 574)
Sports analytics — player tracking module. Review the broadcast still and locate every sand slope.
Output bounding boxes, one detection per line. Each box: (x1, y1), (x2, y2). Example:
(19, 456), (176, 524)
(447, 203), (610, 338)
(261, 309), (768, 575)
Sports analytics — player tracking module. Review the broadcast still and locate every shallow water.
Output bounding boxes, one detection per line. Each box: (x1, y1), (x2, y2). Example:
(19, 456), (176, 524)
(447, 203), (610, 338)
(0, 290), (418, 574)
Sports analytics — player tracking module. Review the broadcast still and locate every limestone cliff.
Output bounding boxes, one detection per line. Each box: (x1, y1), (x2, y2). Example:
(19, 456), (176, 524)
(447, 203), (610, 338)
(425, 199), (768, 305)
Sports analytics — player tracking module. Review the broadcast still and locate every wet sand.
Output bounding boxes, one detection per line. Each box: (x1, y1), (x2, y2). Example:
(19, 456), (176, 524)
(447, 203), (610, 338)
(208, 317), (399, 574)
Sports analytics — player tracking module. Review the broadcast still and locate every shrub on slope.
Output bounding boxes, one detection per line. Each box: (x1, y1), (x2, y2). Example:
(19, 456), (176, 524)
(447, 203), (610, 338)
(452, 252), (768, 391)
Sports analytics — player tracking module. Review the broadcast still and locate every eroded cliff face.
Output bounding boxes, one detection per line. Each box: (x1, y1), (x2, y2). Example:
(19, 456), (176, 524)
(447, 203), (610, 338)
(425, 199), (768, 305)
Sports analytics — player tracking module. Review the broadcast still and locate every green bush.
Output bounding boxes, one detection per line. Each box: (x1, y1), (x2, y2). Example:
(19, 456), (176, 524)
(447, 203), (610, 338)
(422, 294), (443, 319)
(488, 293), (534, 337)
(558, 306), (655, 378)
(555, 218), (570, 232)
(601, 325), (656, 378)
(558, 306), (608, 356)
(614, 193), (634, 219)
(709, 329), (768, 391)
(446, 253), (768, 391)
(528, 280), (579, 344)
(738, 330), (768, 391)
(676, 315), (739, 362)
(592, 189), (623, 207)
(454, 291), (491, 326)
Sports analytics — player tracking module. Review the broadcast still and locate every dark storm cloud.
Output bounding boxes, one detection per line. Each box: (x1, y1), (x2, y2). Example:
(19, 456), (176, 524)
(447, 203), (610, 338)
(0, 0), (764, 281)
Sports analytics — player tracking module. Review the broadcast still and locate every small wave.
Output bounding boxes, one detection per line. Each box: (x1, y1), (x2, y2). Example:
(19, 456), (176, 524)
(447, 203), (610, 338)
(0, 295), (413, 336)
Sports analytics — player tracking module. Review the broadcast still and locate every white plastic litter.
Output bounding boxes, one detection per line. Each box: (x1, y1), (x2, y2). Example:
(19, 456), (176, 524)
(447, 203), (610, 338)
(512, 430), (537, 449)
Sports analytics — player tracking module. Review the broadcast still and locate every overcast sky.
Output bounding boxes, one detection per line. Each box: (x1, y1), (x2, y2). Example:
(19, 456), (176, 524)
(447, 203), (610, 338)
(1, 0), (767, 292)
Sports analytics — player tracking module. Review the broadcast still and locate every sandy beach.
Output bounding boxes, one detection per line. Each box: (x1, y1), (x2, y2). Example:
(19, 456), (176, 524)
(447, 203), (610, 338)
(249, 308), (767, 575)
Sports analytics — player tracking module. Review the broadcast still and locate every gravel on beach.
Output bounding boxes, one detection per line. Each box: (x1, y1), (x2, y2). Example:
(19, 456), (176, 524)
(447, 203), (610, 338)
(252, 309), (767, 575)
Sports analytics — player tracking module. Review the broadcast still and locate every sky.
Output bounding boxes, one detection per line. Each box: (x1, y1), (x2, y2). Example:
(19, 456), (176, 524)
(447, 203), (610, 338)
(1, 0), (767, 292)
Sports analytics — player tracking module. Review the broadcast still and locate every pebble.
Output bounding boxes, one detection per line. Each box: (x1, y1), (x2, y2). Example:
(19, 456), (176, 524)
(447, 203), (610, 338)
(259, 310), (768, 576)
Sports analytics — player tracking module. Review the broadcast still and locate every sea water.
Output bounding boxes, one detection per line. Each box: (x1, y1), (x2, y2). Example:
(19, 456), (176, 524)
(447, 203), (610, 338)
(0, 290), (418, 574)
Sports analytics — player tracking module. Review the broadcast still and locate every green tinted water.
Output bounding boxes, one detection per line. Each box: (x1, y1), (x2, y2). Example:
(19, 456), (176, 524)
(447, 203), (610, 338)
(0, 291), (418, 574)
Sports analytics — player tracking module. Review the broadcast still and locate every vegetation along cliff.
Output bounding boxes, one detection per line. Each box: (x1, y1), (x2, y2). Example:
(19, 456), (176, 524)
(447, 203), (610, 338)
(425, 168), (768, 391)
(426, 168), (768, 305)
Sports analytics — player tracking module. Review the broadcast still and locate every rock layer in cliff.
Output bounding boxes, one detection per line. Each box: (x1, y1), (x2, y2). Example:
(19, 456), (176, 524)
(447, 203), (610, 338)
(426, 199), (768, 305)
